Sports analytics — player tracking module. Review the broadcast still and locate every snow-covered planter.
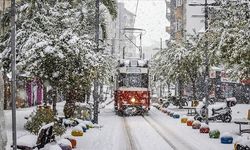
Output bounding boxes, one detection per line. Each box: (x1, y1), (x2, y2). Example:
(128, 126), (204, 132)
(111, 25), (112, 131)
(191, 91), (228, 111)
(169, 112), (174, 117)
(59, 144), (72, 150)
(162, 108), (168, 113)
(17, 123), (55, 149)
(181, 116), (188, 123)
(220, 132), (233, 144)
(199, 123), (210, 133)
(16, 134), (37, 149)
(57, 139), (72, 148)
(71, 126), (84, 136)
(152, 103), (160, 108)
(209, 129), (220, 139)
(173, 113), (180, 119)
(192, 120), (201, 129)
(64, 137), (77, 149)
(46, 144), (62, 150)
(82, 120), (94, 129)
(187, 118), (194, 126)
(63, 119), (75, 127)
(78, 123), (88, 132)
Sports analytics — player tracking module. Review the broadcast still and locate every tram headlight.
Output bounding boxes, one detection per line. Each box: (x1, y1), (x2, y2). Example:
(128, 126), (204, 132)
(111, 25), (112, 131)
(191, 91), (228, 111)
(131, 97), (136, 103)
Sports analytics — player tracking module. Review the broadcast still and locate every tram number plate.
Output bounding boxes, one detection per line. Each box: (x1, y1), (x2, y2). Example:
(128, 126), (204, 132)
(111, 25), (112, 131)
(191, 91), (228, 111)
(126, 67), (141, 73)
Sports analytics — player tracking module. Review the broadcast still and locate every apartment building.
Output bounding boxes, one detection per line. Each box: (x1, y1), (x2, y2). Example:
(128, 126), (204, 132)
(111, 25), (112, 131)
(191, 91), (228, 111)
(107, 2), (136, 59)
(166, 0), (206, 41)
(0, 0), (10, 12)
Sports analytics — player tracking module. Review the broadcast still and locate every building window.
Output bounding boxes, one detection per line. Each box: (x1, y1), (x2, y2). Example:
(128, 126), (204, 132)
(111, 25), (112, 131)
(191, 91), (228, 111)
(175, 19), (182, 31)
(176, 0), (182, 7)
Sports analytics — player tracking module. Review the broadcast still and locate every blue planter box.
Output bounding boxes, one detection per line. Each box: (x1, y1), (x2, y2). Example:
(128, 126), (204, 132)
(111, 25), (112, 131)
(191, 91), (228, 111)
(173, 114), (180, 118)
(221, 136), (233, 144)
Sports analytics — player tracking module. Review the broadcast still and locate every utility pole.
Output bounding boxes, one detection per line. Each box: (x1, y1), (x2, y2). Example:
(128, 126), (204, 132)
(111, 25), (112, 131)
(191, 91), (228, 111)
(2, 0), (6, 33)
(93, 0), (100, 124)
(204, 0), (209, 125)
(159, 38), (163, 98)
(189, 0), (218, 124)
(10, 0), (17, 149)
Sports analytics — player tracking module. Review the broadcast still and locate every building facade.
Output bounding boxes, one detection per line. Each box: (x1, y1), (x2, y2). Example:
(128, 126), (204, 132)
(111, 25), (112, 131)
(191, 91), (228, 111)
(106, 2), (136, 59)
(166, 0), (206, 42)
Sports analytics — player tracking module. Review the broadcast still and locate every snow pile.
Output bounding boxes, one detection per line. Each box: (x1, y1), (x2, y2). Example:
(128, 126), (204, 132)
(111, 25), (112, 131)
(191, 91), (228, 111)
(187, 117), (194, 121)
(16, 134), (37, 147)
(78, 123), (87, 129)
(72, 126), (83, 132)
(45, 144), (63, 150)
(82, 121), (94, 127)
(200, 123), (209, 128)
(235, 133), (250, 147)
(57, 139), (72, 147)
(221, 132), (233, 137)
(40, 122), (54, 130)
(192, 120), (201, 125)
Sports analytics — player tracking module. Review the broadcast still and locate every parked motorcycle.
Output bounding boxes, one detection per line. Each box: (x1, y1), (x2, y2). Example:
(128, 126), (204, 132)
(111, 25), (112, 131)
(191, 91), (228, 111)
(160, 96), (188, 108)
(194, 102), (232, 123)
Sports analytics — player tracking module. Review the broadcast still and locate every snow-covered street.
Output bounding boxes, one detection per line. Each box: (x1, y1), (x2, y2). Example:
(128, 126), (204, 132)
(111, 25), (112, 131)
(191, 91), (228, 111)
(5, 101), (250, 150)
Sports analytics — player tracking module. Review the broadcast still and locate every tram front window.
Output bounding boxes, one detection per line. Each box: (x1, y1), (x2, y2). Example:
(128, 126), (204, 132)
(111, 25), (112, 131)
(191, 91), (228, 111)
(118, 73), (148, 88)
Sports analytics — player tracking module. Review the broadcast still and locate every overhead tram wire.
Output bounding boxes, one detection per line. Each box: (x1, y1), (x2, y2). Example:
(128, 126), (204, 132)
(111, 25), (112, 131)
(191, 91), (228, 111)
(135, 0), (139, 18)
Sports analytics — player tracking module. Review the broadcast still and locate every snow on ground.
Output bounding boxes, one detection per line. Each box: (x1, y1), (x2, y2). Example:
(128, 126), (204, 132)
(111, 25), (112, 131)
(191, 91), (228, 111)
(4, 100), (250, 150)
(149, 108), (232, 150)
(156, 102), (250, 150)
(125, 116), (174, 150)
(5, 107), (36, 149)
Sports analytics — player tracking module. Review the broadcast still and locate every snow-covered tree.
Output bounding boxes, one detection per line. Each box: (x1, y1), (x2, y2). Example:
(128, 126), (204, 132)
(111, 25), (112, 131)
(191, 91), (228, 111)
(151, 35), (204, 100)
(206, 0), (250, 79)
(0, 0), (117, 117)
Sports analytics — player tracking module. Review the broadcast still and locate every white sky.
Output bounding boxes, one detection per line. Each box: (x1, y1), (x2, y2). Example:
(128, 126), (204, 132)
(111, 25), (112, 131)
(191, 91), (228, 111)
(118, 0), (170, 47)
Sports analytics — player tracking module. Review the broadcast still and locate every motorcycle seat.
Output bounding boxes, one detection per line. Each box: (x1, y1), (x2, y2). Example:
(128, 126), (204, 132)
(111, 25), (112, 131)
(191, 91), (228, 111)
(212, 107), (224, 115)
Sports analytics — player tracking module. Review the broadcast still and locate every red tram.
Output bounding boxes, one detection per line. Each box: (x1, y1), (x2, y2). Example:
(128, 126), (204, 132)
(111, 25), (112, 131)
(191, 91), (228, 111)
(114, 59), (150, 115)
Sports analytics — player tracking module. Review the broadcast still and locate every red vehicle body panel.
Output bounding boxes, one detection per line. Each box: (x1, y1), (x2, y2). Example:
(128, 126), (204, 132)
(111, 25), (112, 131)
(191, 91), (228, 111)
(114, 90), (150, 111)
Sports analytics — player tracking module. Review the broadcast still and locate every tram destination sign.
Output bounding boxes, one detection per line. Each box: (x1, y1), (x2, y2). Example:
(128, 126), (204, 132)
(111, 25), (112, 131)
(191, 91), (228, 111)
(126, 67), (141, 73)
(119, 67), (147, 73)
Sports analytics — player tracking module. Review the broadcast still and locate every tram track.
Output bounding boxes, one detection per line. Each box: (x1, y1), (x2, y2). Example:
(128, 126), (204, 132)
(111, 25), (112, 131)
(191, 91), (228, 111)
(144, 111), (200, 150)
(141, 115), (177, 150)
(123, 117), (139, 150)
(123, 112), (199, 150)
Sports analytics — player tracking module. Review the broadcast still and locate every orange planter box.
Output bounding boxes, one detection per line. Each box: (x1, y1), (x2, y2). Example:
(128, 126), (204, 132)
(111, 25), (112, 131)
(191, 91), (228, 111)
(71, 130), (83, 136)
(66, 138), (77, 148)
(181, 118), (188, 123)
(187, 120), (194, 126)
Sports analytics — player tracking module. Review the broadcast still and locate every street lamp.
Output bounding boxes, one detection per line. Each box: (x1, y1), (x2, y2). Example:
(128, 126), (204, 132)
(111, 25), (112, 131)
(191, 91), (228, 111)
(10, 0), (17, 149)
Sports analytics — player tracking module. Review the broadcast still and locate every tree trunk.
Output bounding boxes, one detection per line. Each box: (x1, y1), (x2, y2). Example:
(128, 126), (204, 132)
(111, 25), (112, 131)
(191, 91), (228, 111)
(99, 83), (103, 102)
(93, 81), (99, 123)
(51, 88), (57, 115)
(191, 79), (197, 100)
(86, 88), (91, 103)
(0, 70), (7, 149)
(63, 90), (77, 118)
(43, 86), (47, 106)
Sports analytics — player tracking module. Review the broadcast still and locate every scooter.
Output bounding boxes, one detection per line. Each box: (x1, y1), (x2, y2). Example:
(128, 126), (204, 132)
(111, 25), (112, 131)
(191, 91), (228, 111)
(194, 102), (232, 123)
